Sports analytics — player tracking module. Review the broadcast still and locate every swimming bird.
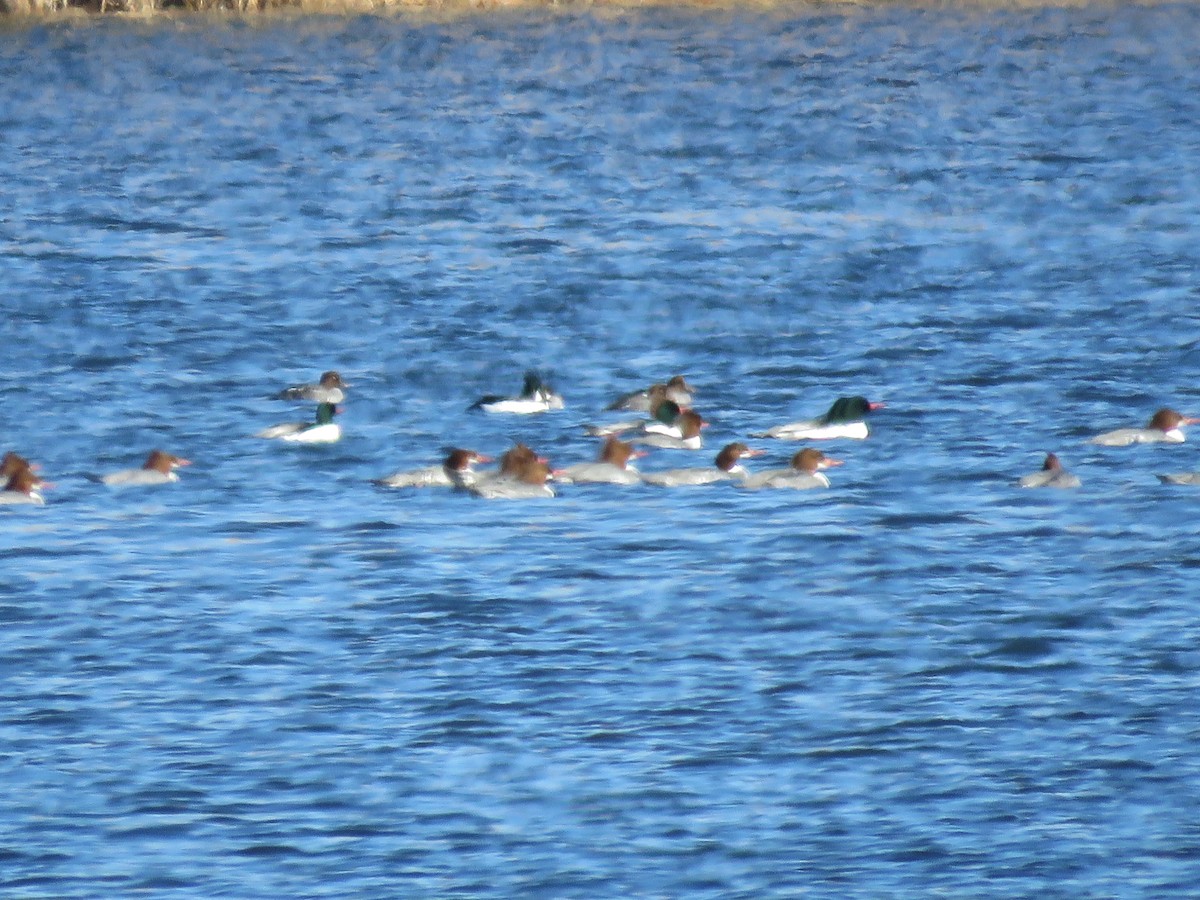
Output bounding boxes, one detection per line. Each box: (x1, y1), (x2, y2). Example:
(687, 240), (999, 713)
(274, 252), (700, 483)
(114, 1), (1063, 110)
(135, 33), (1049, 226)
(470, 372), (564, 414)
(375, 448), (492, 489)
(607, 375), (695, 412)
(1089, 408), (1199, 446)
(276, 370), (348, 404)
(0, 468), (49, 505)
(98, 450), (191, 487)
(741, 448), (843, 490)
(631, 410), (708, 450)
(256, 402), (342, 443)
(1017, 453), (1081, 488)
(641, 442), (761, 487)
(752, 396), (884, 440)
(469, 444), (555, 499)
(554, 436), (644, 485)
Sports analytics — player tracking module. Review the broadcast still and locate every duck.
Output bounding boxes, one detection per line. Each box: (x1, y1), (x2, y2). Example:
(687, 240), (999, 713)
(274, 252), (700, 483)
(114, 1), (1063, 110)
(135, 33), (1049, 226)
(375, 448), (491, 489)
(741, 448), (843, 490)
(469, 444), (555, 499)
(1, 451), (36, 480)
(641, 442), (762, 487)
(752, 396), (884, 440)
(276, 370), (348, 404)
(585, 398), (684, 439)
(470, 371), (564, 414)
(0, 468), (49, 505)
(1017, 453), (1081, 488)
(554, 436), (644, 485)
(98, 450), (191, 487)
(631, 410), (708, 450)
(1156, 470), (1200, 485)
(256, 402), (342, 443)
(607, 375), (695, 412)
(1089, 408), (1199, 446)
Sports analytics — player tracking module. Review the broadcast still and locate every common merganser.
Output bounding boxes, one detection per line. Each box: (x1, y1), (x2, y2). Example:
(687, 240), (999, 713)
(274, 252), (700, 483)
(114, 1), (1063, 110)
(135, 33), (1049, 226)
(607, 375), (695, 412)
(752, 396), (885, 440)
(1018, 453), (1081, 488)
(585, 399), (683, 439)
(470, 445), (555, 499)
(375, 448), (492, 489)
(554, 436), (644, 485)
(641, 442), (762, 487)
(1089, 408), (1199, 446)
(276, 370), (348, 404)
(632, 410), (707, 450)
(0, 468), (48, 505)
(256, 402), (342, 443)
(470, 372), (564, 415)
(741, 448), (842, 490)
(99, 450), (191, 487)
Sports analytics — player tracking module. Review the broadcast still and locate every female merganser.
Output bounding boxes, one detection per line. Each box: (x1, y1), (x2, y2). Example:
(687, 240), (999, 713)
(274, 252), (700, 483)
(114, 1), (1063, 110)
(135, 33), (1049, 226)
(554, 436), (644, 485)
(276, 370), (348, 404)
(0, 468), (48, 505)
(256, 402), (342, 443)
(1089, 408), (1199, 446)
(632, 410), (707, 450)
(470, 445), (555, 499)
(607, 375), (695, 412)
(470, 372), (564, 415)
(752, 396), (885, 440)
(375, 448), (492, 489)
(1018, 453), (1081, 488)
(642, 442), (761, 487)
(742, 448), (843, 490)
(99, 450), (191, 486)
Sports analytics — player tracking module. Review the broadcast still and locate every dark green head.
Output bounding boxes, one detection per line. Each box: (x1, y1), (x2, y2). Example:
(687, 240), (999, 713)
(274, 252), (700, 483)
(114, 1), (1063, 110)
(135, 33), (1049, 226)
(822, 396), (882, 424)
(315, 402), (338, 425)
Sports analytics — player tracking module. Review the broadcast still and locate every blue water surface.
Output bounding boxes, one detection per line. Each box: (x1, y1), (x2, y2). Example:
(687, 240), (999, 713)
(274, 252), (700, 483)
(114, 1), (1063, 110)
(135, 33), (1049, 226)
(3, 3), (1200, 896)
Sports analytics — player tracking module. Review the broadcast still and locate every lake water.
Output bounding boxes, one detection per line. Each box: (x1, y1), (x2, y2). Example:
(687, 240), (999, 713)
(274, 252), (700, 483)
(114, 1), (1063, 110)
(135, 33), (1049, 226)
(3, 3), (1200, 896)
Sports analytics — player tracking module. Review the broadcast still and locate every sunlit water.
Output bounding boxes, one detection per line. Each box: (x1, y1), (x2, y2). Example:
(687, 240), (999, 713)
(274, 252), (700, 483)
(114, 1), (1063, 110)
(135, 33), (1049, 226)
(3, 4), (1200, 896)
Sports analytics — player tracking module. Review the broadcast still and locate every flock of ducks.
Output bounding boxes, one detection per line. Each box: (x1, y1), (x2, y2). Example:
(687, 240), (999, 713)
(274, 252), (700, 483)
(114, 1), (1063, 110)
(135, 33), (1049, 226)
(4, 369), (1200, 506)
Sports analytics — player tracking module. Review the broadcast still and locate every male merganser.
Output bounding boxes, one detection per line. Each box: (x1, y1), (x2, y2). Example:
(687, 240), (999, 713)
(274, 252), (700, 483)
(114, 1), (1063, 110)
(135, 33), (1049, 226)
(470, 372), (564, 415)
(470, 445), (555, 499)
(554, 436), (644, 485)
(632, 410), (707, 450)
(1089, 408), (1199, 446)
(607, 375), (695, 412)
(742, 448), (843, 490)
(752, 396), (885, 440)
(1017, 453), (1081, 488)
(276, 370), (348, 404)
(375, 448), (492, 489)
(0, 468), (48, 505)
(642, 442), (762, 487)
(585, 398), (684, 439)
(99, 450), (191, 487)
(256, 402), (342, 443)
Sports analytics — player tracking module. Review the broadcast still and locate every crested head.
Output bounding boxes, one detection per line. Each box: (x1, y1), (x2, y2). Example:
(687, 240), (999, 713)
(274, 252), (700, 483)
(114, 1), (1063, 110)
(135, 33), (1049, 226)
(521, 371), (550, 397)
(5, 467), (42, 495)
(599, 436), (635, 468)
(791, 447), (842, 474)
(319, 371), (346, 388)
(499, 443), (538, 475)
(1149, 408), (1187, 431)
(1, 451), (32, 478)
(715, 442), (752, 471)
(666, 375), (693, 393)
(677, 410), (707, 439)
(1042, 453), (1063, 472)
(445, 448), (486, 471)
(143, 449), (190, 473)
